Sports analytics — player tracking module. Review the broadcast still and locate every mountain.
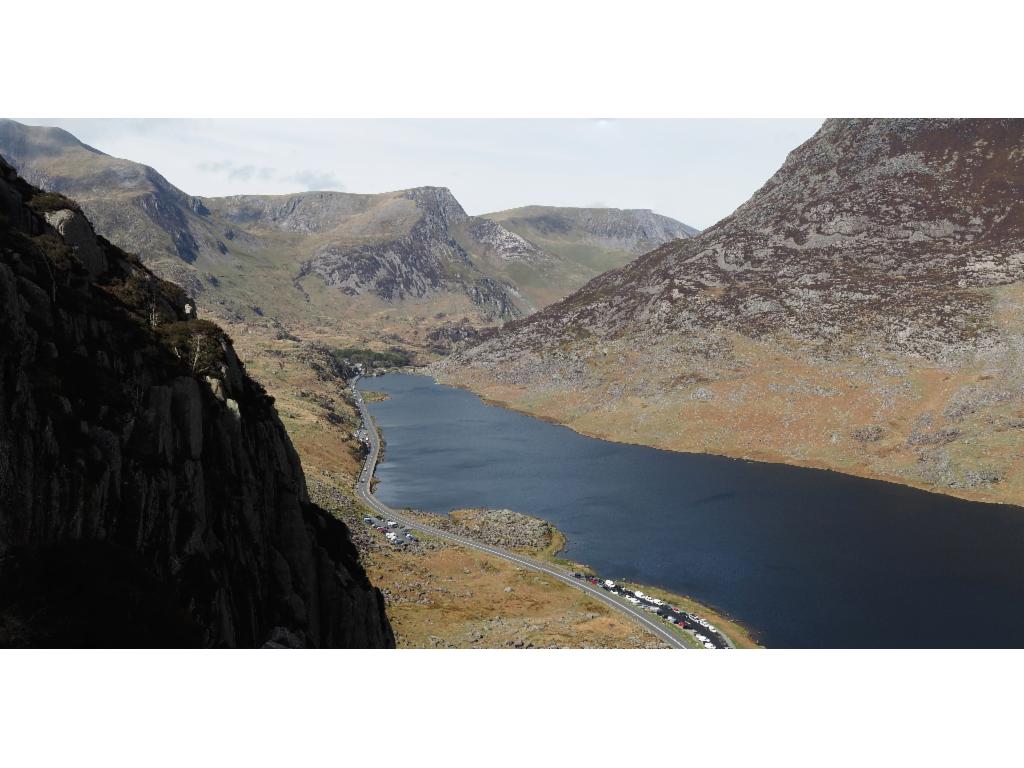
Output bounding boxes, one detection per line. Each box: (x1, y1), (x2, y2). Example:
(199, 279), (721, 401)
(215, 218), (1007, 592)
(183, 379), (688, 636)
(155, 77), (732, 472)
(436, 119), (1024, 506)
(472, 206), (698, 309)
(0, 120), (695, 349)
(0, 119), (214, 291)
(0, 119), (523, 333)
(0, 155), (394, 647)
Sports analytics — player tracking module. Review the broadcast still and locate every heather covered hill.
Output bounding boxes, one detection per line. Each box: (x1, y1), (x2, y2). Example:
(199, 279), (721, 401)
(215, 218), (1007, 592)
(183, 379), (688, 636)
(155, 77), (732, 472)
(437, 119), (1024, 505)
(0, 154), (394, 647)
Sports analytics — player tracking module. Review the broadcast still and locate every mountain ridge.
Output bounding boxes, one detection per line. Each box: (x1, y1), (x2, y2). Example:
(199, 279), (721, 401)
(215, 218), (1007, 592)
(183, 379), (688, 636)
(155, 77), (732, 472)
(0, 119), (696, 346)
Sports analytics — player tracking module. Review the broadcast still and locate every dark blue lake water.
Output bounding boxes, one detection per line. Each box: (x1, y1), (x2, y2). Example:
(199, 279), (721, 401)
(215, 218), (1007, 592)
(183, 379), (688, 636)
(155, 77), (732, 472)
(361, 373), (1024, 648)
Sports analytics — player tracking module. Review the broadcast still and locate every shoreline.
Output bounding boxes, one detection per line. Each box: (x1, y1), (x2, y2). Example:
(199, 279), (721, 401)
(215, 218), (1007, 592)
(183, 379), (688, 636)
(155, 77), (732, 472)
(354, 379), (691, 648)
(426, 368), (1021, 510)
(401, 506), (760, 649)
(541, 533), (760, 649)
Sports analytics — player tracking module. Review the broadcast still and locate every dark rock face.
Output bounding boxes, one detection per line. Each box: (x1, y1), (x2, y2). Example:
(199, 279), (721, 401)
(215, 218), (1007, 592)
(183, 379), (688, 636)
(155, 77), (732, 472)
(0, 156), (394, 648)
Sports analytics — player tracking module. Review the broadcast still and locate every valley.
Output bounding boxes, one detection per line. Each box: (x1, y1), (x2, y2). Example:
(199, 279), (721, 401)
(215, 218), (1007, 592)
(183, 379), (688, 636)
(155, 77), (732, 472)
(6, 116), (1024, 649)
(437, 119), (1024, 508)
(0, 119), (695, 357)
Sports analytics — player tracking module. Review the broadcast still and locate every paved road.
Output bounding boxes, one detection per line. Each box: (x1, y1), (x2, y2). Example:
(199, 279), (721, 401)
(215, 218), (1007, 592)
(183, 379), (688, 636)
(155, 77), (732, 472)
(351, 380), (688, 650)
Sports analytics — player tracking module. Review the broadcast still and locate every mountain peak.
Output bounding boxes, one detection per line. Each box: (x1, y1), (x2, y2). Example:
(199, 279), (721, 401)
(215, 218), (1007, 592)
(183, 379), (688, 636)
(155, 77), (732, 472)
(0, 118), (105, 157)
(402, 185), (467, 226)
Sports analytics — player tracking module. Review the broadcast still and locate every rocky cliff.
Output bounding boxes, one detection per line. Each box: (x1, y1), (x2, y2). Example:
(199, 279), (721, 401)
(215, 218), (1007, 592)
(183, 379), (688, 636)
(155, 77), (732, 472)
(437, 119), (1024, 505)
(0, 155), (394, 647)
(293, 186), (522, 318)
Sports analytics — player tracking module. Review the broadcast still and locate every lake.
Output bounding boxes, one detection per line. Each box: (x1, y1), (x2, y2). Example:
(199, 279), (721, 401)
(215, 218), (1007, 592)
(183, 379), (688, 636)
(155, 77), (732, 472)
(361, 372), (1024, 648)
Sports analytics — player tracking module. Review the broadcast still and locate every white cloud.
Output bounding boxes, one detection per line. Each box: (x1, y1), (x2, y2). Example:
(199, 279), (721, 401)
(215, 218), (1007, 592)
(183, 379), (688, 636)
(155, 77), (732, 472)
(287, 169), (345, 191)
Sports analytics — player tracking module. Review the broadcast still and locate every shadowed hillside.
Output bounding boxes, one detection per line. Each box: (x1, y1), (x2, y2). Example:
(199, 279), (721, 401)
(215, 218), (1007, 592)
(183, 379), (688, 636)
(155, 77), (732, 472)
(0, 154), (394, 647)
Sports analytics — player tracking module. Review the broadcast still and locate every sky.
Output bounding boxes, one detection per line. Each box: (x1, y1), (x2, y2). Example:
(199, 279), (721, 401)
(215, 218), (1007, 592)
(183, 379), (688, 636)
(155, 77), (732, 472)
(24, 119), (823, 230)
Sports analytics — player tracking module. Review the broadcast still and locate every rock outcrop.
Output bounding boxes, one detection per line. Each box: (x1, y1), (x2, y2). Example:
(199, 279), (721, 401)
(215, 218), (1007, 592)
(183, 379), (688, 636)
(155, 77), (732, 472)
(296, 187), (522, 319)
(410, 508), (558, 554)
(0, 155), (394, 647)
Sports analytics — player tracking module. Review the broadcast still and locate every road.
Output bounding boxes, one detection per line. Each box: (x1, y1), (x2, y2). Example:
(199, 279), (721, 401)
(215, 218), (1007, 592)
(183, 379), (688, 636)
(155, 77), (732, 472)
(351, 379), (688, 650)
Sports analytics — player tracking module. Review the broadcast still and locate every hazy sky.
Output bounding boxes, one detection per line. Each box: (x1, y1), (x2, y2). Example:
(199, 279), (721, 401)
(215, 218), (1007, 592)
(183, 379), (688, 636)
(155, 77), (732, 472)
(26, 119), (823, 229)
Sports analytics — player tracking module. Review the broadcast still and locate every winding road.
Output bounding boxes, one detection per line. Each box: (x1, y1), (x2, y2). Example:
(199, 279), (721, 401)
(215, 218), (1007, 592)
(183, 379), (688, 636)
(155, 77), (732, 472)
(351, 379), (688, 650)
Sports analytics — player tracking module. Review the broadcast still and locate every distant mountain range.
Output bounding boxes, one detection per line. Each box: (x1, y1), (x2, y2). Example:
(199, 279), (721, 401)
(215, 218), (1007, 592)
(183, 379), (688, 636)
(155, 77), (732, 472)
(0, 119), (696, 348)
(437, 119), (1024, 506)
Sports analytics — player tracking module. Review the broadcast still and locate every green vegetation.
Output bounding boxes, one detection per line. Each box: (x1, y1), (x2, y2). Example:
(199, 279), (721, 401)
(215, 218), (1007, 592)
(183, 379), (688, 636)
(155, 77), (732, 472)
(333, 346), (412, 370)
(156, 320), (228, 377)
(28, 191), (82, 214)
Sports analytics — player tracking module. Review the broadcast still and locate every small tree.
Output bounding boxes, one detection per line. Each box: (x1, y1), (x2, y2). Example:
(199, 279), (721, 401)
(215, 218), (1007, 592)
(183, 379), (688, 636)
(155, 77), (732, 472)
(159, 320), (224, 377)
(185, 330), (218, 375)
(147, 297), (161, 329)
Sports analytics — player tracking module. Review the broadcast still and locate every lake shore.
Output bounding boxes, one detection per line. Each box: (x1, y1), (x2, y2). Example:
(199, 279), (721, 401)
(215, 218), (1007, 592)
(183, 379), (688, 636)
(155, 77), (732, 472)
(428, 367), (1022, 510)
(402, 507), (761, 649)
(365, 371), (1024, 648)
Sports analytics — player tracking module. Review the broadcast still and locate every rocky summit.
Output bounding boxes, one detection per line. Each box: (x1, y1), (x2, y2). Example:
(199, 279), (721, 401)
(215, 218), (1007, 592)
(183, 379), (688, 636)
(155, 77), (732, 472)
(0, 155), (394, 647)
(437, 119), (1024, 505)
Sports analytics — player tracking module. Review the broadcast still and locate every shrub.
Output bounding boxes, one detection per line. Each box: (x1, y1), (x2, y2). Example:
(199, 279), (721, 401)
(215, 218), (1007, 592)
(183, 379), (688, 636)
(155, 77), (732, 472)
(28, 191), (82, 215)
(332, 346), (412, 369)
(157, 320), (227, 377)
